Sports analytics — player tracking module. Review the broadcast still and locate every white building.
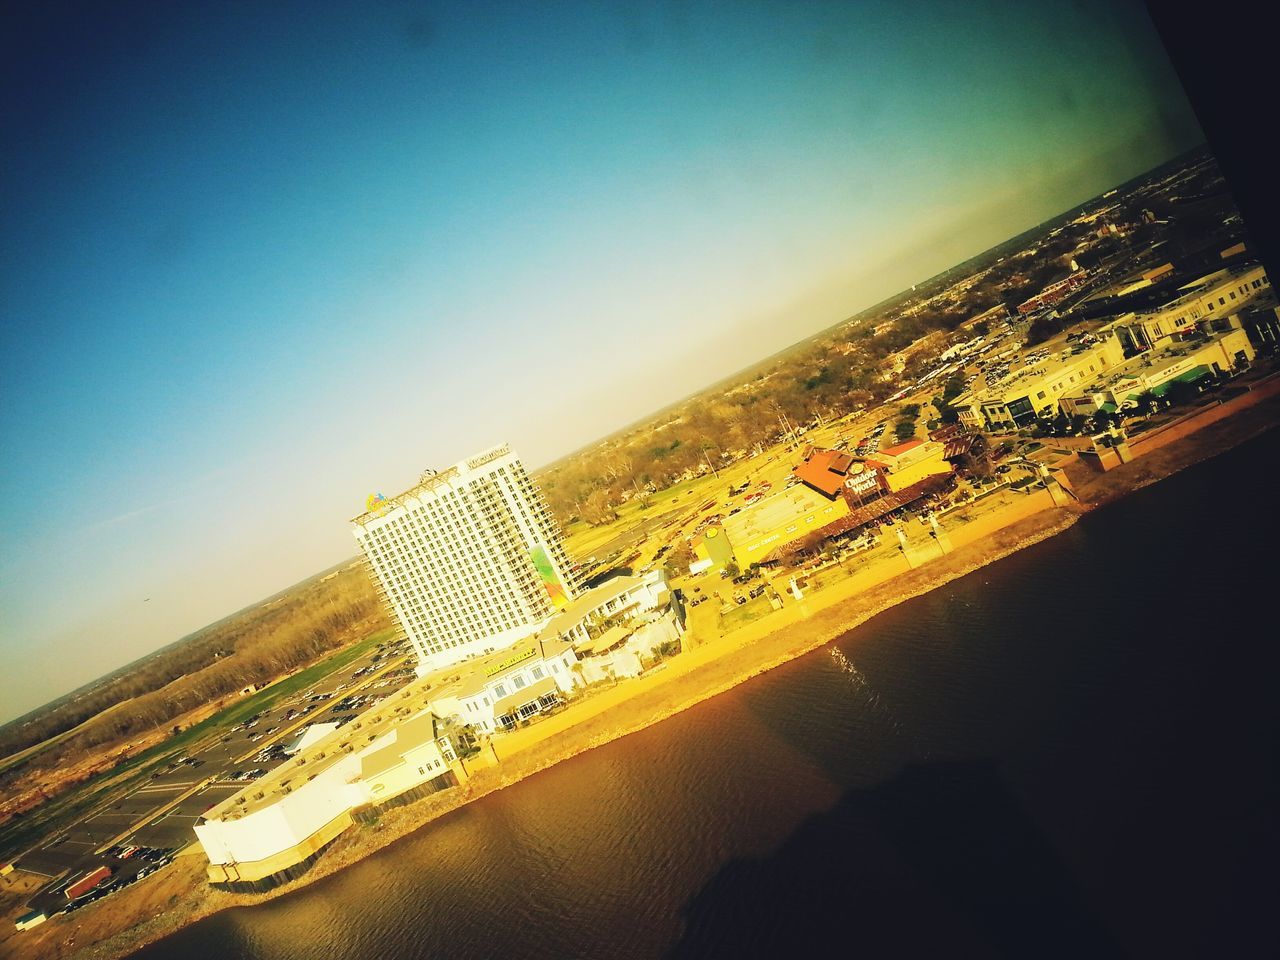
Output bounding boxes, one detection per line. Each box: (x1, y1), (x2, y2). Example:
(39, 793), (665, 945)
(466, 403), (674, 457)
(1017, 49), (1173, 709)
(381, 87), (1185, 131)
(451, 633), (582, 734)
(1102, 263), (1270, 355)
(351, 443), (577, 675)
(433, 570), (679, 733)
(195, 702), (459, 886)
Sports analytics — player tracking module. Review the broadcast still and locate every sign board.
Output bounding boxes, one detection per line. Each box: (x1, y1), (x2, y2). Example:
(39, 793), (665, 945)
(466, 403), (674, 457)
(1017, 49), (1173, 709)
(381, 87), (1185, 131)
(485, 647), (536, 677)
(466, 444), (511, 470)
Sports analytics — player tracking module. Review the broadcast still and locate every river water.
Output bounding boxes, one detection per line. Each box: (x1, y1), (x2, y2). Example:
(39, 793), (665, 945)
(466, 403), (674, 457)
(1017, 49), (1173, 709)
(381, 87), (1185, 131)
(136, 433), (1278, 960)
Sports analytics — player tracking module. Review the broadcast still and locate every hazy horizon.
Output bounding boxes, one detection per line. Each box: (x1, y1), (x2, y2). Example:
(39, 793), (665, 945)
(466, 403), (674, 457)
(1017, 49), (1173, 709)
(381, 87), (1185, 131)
(1, 0), (1205, 722)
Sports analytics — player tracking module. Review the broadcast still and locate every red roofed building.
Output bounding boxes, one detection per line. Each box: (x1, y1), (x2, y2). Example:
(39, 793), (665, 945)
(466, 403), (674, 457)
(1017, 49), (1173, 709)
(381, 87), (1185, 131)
(792, 447), (860, 499)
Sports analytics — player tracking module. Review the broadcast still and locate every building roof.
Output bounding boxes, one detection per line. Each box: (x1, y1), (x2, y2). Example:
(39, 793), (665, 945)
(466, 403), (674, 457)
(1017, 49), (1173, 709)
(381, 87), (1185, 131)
(875, 438), (923, 458)
(491, 676), (560, 718)
(359, 711), (440, 781)
(942, 435), (977, 459)
(723, 482), (843, 543)
(578, 624), (633, 657)
(284, 722), (340, 756)
(792, 448), (855, 498)
(351, 443), (515, 524)
(537, 574), (648, 640)
(831, 474), (952, 533)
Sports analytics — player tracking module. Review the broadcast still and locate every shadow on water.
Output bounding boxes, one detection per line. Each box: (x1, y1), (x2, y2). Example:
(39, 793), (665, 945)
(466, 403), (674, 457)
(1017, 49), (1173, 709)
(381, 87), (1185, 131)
(668, 759), (1120, 959)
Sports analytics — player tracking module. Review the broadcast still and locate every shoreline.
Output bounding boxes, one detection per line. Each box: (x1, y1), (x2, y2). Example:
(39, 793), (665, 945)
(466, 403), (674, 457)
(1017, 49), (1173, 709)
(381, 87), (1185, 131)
(19, 394), (1280, 960)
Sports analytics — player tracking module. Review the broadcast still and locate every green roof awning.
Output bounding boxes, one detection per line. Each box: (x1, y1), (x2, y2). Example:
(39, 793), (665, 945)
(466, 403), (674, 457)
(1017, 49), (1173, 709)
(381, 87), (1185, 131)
(1150, 366), (1213, 398)
(1174, 364), (1212, 384)
(1099, 402), (1117, 413)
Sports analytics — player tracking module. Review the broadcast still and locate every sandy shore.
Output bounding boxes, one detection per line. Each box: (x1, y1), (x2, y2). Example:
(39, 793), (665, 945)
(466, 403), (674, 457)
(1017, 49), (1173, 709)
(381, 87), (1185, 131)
(10, 391), (1279, 960)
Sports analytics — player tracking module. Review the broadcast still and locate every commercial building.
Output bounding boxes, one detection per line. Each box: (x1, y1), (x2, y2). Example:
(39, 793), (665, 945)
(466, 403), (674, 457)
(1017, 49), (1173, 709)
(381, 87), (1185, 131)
(953, 336), (1126, 431)
(195, 685), (463, 888)
(15, 909), (47, 931)
(449, 632), (581, 734)
(861, 439), (953, 493)
(429, 569), (677, 732)
(696, 444), (955, 569)
(1104, 263), (1270, 355)
(719, 482), (853, 568)
(351, 443), (577, 675)
(1061, 315), (1256, 416)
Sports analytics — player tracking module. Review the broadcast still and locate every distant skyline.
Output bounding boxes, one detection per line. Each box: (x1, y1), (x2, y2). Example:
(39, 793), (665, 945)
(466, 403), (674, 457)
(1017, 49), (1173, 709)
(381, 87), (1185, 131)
(0, 0), (1204, 722)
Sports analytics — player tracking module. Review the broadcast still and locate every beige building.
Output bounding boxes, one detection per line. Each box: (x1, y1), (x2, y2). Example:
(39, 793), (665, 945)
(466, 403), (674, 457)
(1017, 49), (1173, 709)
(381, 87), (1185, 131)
(954, 335), (1126, 430)
(862, 439), (953, 493)
(721, 483), (852, 568)
(449, 632), (582, 734)
(1104, 263), (1270, 355)
(1061, 316), (1256, 416)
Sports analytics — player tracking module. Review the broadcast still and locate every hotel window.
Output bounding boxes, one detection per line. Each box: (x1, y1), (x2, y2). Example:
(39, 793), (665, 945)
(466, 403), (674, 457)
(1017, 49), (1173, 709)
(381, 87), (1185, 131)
(512, 674), (527, 690)
(494, 685), (507, 698)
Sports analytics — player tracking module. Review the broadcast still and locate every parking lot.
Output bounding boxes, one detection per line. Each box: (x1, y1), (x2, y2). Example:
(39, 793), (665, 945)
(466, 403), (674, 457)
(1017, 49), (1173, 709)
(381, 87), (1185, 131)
(14, 635), (417, 915)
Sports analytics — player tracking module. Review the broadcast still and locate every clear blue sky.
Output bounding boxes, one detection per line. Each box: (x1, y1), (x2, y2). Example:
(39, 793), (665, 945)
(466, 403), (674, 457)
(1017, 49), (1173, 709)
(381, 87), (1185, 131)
(0, 0), (1201, 721)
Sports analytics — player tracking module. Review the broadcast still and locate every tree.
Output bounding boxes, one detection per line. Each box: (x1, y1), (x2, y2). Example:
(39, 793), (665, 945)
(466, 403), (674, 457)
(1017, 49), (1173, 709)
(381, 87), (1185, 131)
(1163, 378), (1200, 406)
(581, 489), (618, 526)
(666, 540), (695, 578)
(1133, 390), (1160, 415)
(894, 419), (916, 442)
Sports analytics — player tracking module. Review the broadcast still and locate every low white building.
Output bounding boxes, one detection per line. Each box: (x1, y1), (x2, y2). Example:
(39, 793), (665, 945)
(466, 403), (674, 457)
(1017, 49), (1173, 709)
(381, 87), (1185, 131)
(196, 694), (462, 886)
(453, 633), (582, 734)
(358, 711), (457, 805)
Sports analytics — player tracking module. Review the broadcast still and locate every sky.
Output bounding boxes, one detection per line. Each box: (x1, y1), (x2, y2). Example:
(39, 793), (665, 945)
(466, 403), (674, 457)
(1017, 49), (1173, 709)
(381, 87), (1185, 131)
(0, 0), (1204, 722)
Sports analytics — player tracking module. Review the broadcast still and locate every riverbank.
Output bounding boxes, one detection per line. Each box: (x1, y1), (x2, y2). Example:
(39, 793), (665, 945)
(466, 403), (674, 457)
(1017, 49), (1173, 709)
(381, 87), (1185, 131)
(12, 393), (1279, 960)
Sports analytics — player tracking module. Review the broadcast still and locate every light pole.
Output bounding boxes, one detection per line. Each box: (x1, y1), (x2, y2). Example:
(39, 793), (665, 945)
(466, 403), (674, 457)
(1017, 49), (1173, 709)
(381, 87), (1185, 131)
(700, 438), (720, 479)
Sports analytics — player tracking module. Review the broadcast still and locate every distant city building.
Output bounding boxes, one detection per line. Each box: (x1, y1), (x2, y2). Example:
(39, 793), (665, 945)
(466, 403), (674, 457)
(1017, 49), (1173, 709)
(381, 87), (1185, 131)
(954, 264), (1270, 432)
(1016, 271), (1091, 316)
(351, 443), (577, 675)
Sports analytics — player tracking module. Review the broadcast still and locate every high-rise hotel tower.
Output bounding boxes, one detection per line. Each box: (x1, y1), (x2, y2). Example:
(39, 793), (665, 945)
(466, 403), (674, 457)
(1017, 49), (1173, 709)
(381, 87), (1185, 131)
(351, 443), (577, 675)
